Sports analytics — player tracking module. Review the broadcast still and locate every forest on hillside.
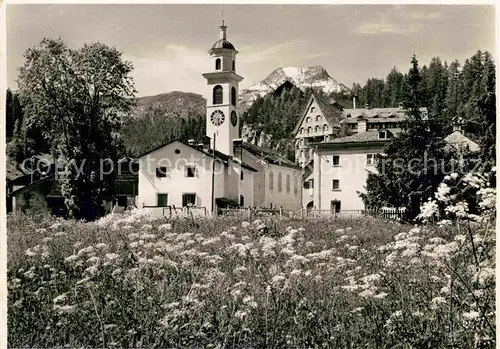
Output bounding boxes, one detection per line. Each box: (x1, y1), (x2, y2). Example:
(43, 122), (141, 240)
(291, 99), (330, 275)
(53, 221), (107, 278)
(6, 50), (495, 167)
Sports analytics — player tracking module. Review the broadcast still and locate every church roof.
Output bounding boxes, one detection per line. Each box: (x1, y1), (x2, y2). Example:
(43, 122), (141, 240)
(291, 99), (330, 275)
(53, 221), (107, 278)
(292, 93), (343, 135)
(211, 39), (236, 50)
(138, 139), (258, 172)
(242, 142), (302, 170)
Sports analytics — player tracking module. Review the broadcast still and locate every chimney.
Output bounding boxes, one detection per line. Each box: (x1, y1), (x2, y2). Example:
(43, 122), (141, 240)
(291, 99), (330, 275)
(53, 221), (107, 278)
(202, 136), (211, 150)
(353, 96), (356, 109)
(358, 120), (367, 133)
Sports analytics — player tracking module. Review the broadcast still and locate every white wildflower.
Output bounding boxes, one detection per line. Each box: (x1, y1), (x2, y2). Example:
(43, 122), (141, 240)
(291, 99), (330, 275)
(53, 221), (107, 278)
(463, 311), (480, 321)
(430, 296), (447, 309)
(373, 292), (388, 299)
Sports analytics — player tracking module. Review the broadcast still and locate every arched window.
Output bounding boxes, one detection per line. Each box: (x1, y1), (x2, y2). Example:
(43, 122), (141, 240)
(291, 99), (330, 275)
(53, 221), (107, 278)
(286, 174), (290, 194)
(307, 126), (312, 133)
(300, 128), (304, 134)
(323, 124), (328, 131)
(316, 115), (321, 121)
(232, 60), (235, 71)
(215, 58), (221, 70)
(213, 85), (223, 105)
(269, 171), (274, 190)
(306, 117), (311, 123)
(315, 125), (320, 132)
(277, 173), (282, 192)
(231, 87), (237, 106)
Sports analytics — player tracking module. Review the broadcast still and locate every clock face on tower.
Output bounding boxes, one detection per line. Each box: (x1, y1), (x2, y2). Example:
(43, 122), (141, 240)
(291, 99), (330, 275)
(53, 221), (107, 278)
(210, 110), (225, 126)
(230, 111), (238, 127)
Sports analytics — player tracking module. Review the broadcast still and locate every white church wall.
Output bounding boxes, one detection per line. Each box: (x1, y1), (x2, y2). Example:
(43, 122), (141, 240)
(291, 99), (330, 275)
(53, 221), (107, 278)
(263, 164), (301, 211)
(240, 149), (266, 207)
(138, 141), (225, 210)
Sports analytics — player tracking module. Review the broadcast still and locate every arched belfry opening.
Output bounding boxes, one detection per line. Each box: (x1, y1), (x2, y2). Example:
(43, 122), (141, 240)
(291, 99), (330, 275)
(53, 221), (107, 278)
(215, 58), (221, 70)
(213, 85), (223, 105)
(231, 87), (237, 106)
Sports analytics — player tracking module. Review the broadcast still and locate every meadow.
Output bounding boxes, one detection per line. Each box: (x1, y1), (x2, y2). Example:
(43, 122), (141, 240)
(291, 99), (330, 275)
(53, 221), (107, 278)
(7, 210), (495, 348)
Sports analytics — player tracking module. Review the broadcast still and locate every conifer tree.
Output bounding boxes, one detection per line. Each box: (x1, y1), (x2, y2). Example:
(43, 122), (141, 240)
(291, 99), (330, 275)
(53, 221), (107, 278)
(361, 56), (453, 221)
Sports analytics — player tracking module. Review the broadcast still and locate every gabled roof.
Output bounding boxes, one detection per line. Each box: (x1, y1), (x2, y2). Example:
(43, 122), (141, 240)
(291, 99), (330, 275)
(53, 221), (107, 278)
(242, 142), (301, 170)
(9, 163), (57, 186)
(341, 107), (428, 122)
(444, 131), (480, 153)
(292, 92), (343, 135)
(138, 139), (258, 172)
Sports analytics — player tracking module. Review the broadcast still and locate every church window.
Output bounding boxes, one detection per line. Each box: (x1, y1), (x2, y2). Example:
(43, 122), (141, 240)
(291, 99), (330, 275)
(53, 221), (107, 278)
(240, 195), (244, 206)
(213, 85), (223, 105)
(185, 165), (196, 178)
(269, 171), (274, 190)
(277, 173), (282, 192)
(156, 166), (168, 178)
(232, 60), (235, 71)
(215, 58), (221, 70)
(286, 174), (290, 193)
(231, 87), (237, 106)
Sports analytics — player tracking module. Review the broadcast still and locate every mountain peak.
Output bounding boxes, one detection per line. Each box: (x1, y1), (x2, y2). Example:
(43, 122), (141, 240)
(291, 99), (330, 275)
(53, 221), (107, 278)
(239, 65), (349, 109)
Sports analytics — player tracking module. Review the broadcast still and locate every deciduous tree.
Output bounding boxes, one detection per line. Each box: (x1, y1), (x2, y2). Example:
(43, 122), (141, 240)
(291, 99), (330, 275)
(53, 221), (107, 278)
(18, 38), (136, 219)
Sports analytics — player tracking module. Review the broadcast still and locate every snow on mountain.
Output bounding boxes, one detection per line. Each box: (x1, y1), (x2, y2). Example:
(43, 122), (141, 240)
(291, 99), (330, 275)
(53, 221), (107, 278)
(239, 66), (350, 109)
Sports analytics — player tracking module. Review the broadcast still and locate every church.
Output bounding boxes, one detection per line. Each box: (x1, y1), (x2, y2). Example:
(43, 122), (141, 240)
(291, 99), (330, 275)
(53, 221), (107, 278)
(137, 21), (302, 216)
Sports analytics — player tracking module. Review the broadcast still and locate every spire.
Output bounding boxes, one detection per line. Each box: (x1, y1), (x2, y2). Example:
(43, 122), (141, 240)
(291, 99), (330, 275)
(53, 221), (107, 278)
(220, 19), (227, 40)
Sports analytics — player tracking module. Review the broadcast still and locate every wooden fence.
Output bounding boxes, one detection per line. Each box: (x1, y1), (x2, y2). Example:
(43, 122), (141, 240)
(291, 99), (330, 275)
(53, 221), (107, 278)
(219, 207), (406, 220)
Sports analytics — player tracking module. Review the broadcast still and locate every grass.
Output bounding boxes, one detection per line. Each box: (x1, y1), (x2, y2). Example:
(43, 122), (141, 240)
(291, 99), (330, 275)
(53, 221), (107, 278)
(7, 211), (495, 348)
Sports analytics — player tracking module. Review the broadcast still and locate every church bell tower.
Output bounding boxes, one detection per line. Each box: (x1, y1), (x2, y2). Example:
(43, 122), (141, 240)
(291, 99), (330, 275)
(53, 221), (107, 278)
(202, 20), (243, 156)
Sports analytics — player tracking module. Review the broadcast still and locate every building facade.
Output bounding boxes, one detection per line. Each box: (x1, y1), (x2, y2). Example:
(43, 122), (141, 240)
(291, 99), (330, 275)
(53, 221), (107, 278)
(293, 93), (343, 167)
(293, 95), (430, 212)
(136, 21), (302, 215)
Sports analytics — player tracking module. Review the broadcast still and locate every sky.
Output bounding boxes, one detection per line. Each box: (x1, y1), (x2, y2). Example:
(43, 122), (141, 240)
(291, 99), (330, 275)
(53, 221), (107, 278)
(6, 4), (496, 97)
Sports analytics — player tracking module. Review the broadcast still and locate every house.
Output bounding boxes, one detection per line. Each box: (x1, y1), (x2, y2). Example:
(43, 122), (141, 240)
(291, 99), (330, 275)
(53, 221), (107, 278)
(136, 21), (302, 216)
(8, 157), (139, 216)
(293, 94), (430, 212)
(308, 128), (399, 212)
(293, 93), (343, 167)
